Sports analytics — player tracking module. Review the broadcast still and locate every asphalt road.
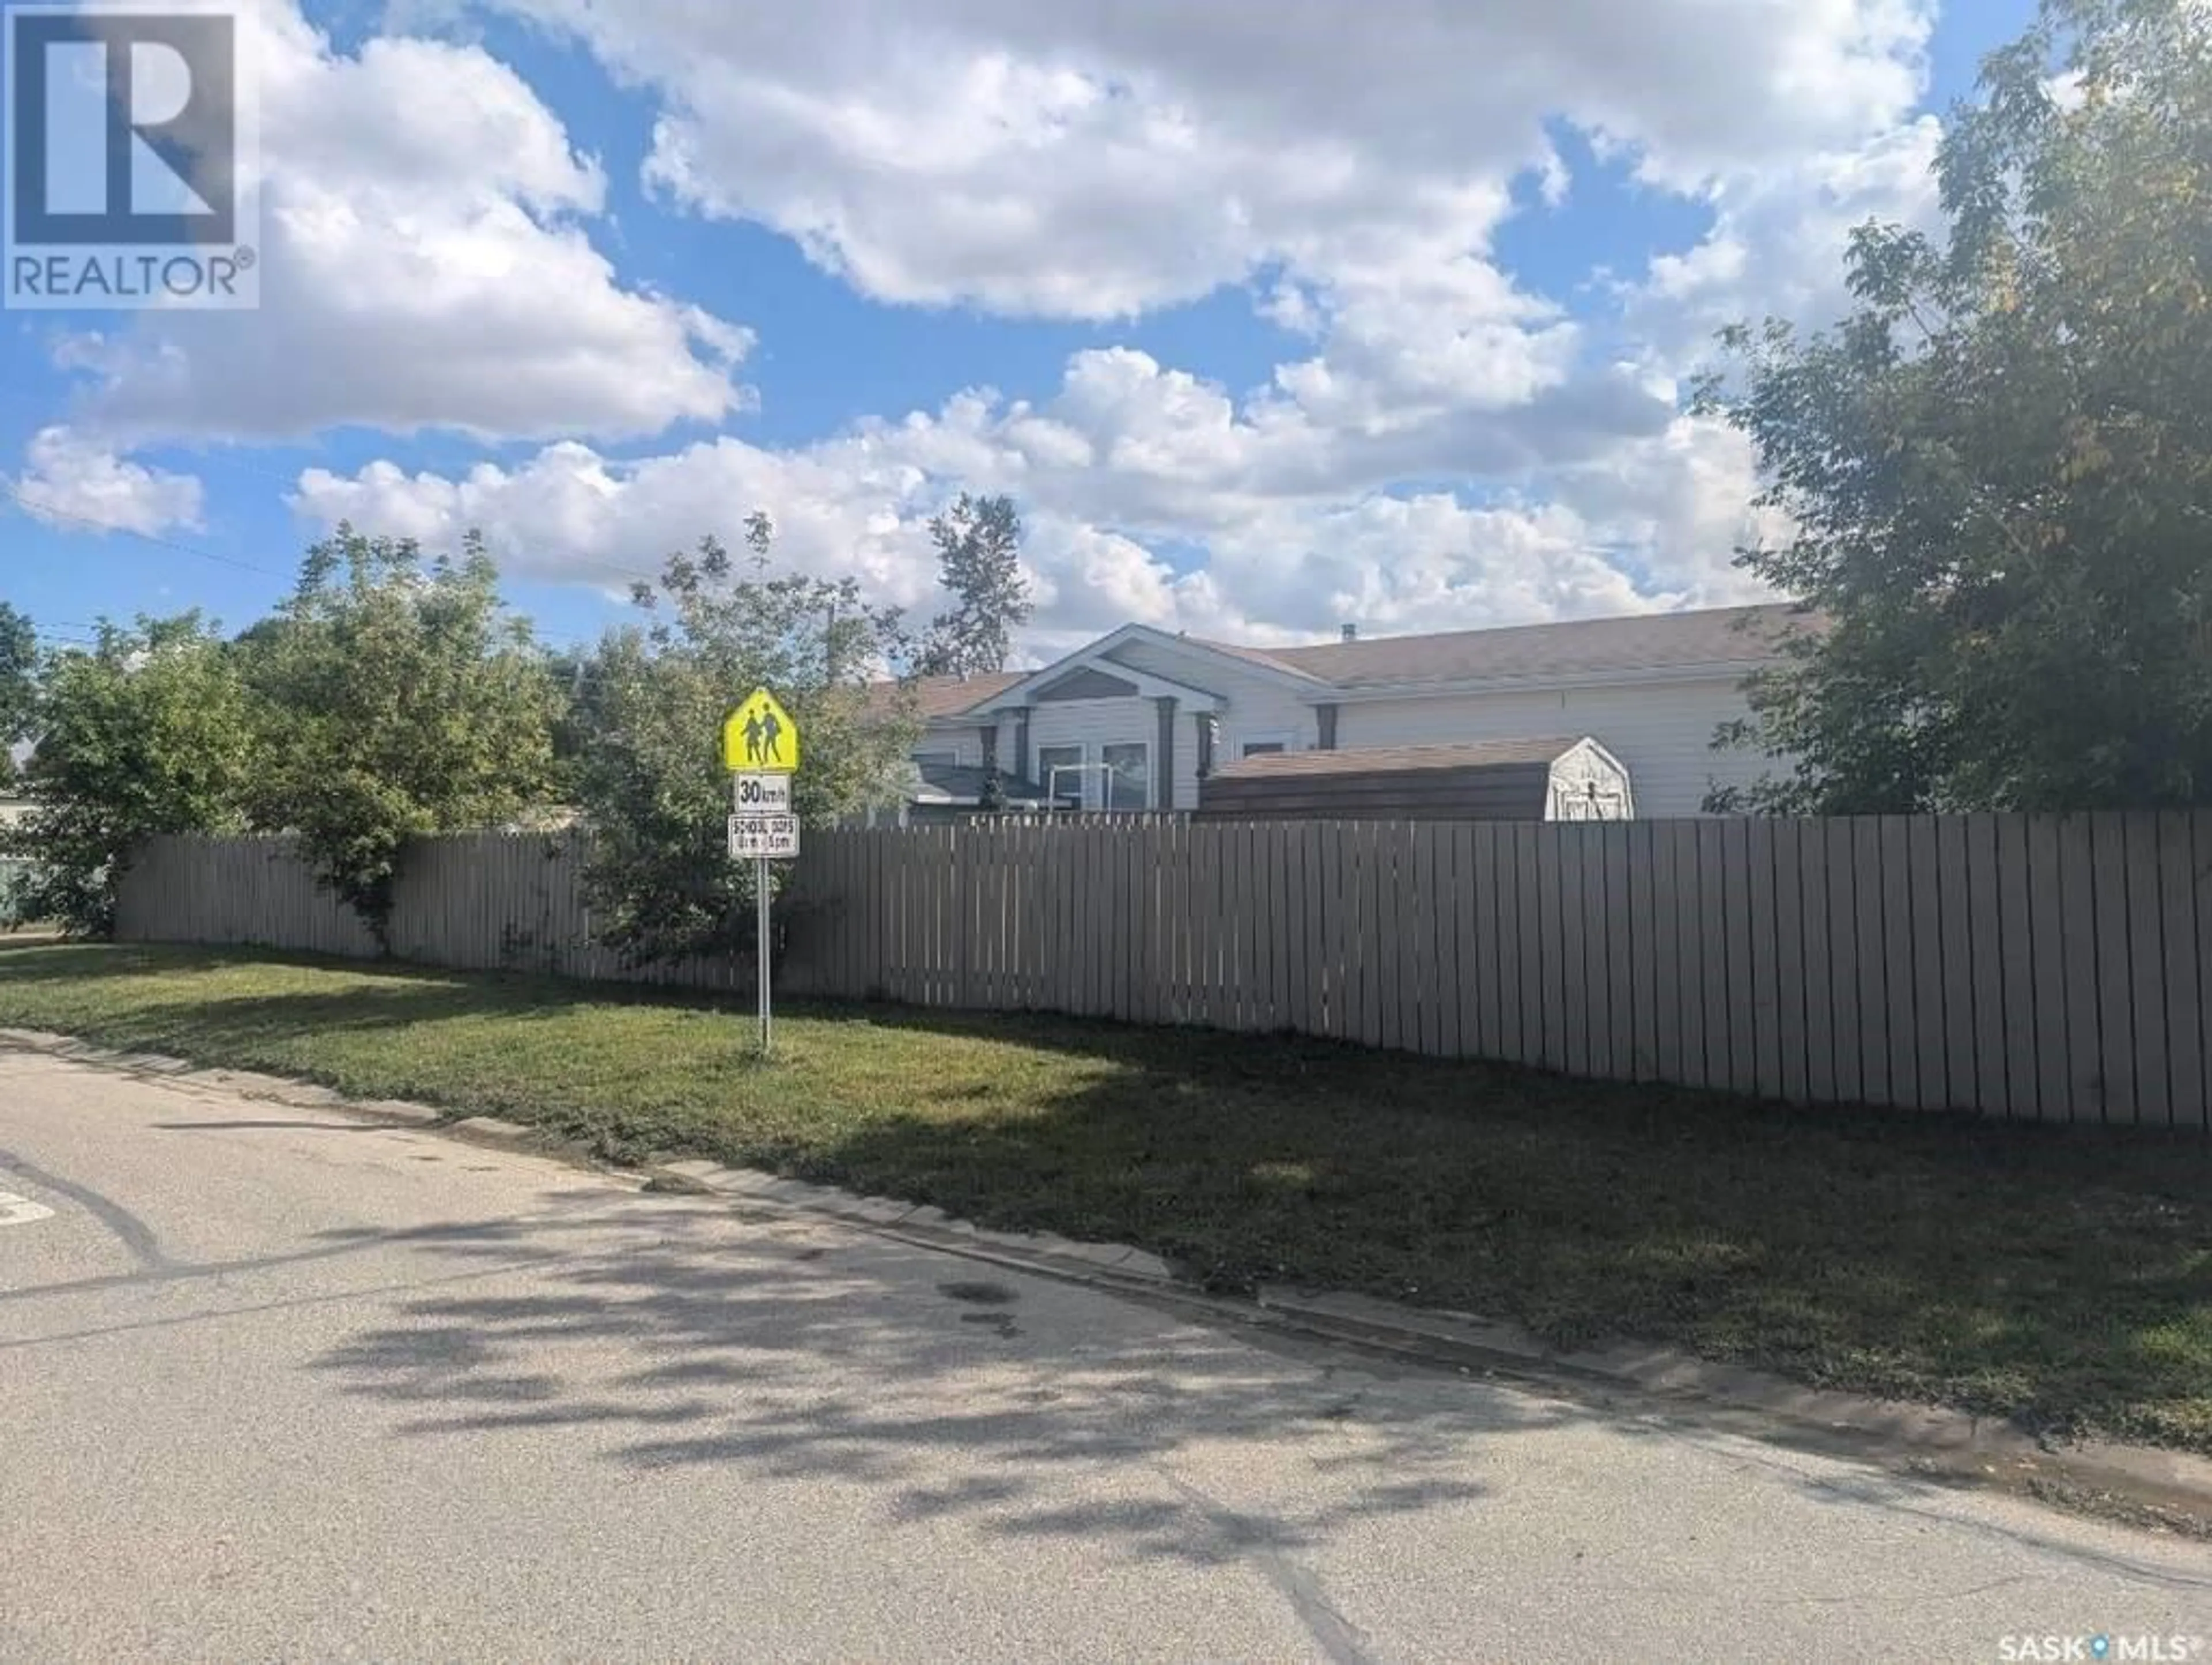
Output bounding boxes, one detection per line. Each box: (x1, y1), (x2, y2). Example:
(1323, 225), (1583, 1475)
(2, 1049), (2206, 1664)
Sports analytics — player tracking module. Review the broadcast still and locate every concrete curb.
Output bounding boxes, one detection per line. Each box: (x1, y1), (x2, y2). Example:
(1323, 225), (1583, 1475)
(6, 1025), (2208, 1537)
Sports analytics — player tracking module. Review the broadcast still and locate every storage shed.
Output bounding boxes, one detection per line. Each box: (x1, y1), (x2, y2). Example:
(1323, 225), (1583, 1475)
(1195, 736), (1634, 822)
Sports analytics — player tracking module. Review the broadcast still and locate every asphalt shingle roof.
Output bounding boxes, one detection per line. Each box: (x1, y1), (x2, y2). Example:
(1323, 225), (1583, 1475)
(1251, 602), (1811, 690)
(888, 602), (1815, 719)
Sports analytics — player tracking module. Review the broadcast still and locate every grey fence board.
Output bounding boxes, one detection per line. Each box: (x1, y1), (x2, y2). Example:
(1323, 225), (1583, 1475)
(2056, 814), (2103, 1121)
(2158, 812), (2204, 1133)
(1558, 828), (1591, 1077)
(114, 811), (2212, 1132)
(1507, 822), (1539, 1066)
(2092, 813), (2139, 1125)
(2123, 813), (2168, 1128)
(1691, 820), (1726, 1090)
(1936, 815), (1976, 1111)
(1853, 818), (1889, 1105)
(1437, 824), (1465, 1059)
(1881, 816), (1920, 1108)
(1769, 820), (1810, 1103)
(1972, 815), (2021, 1118)
(2195, 811), (2212, 1128)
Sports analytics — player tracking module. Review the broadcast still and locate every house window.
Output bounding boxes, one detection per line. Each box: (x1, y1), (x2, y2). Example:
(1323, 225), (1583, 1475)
(1036, 744), (1085, 807)
(911, 750), (959, 771)
(1101, 742), (1150, 811)
(1239, 732), (1296, 759)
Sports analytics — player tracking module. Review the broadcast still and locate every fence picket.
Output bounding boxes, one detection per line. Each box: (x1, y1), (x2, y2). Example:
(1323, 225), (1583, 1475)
(2056, 814), (2103, 1122)
(2093, 812), (2142, 1125)
(1450, 824), (1479, 1060)
(1882, 816), (1926, 1108)
(1969, 815), (2020, 1119)
(1556, 828), (1589, 1076)
(1767, 821), (1809, 1102)
(1935, 814), (1976, 1112)
(2157, 812), (2203, 1133)
(1744, 818), (1783, 1101)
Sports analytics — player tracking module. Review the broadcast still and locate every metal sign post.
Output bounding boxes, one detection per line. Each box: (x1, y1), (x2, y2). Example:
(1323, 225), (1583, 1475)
(723, 688), (802, 1058)
(756, 855), (771, 1055)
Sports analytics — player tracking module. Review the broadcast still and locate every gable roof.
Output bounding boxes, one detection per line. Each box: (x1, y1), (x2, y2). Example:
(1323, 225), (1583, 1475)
(881, 601), (1815, 719)
(867, 671), (1025, 723)
(1244, 602), (1811, 691)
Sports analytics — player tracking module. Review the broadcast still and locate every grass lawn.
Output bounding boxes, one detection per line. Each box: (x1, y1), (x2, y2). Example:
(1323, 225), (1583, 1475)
(3, 939), (2209, 1455)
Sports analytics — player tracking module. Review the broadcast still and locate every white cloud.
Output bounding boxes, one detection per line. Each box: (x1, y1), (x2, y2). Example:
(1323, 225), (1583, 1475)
(7, 427), (205, 538)
(46, 0), (1954, 651)
(491, 0), (1934, 321)
(51, 1), (749, 447)
(1626, 115), (1946, 371)
(289, 382), (1781, 651)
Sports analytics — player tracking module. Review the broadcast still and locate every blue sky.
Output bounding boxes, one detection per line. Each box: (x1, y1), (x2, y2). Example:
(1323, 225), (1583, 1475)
(1, 0), (2037, 662)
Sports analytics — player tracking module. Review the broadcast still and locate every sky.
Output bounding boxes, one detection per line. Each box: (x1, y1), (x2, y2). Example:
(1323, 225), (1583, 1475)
(0, 0), (2039, 666)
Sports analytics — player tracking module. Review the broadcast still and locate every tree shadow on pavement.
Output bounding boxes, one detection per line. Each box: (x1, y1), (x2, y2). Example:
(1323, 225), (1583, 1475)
(297, 1195), (2181, 1577)
(304, 1197), (1552, 1567)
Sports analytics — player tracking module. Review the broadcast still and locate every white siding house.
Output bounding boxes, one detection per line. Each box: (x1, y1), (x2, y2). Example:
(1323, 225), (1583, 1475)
(894, 604), (1810, 819)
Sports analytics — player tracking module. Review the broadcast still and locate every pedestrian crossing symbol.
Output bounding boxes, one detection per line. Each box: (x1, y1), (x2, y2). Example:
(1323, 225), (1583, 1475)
(724, 687), (801, 774)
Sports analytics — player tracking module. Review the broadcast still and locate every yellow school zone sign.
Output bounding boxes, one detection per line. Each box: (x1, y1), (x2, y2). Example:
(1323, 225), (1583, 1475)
(723, 688), (801, 773)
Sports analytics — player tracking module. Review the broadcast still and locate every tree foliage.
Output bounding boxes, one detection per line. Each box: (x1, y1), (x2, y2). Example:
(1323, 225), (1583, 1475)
(4, 616), (256, 935)
(0, 602), (34, 786)
(575, 515), (918, 966)
(915, 494), (1031, 677)
(1698, 0), (2212, 813)
(238, 528), (560, 948)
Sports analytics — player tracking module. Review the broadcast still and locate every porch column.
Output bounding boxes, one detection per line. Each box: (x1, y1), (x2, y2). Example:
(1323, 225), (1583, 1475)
(1317, 703), (1340, 750)
(1154, 696), (1177, 811)
(1011, 707), (1032, 783)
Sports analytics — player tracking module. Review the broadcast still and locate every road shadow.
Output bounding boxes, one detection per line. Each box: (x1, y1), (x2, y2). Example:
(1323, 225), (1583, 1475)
(304, 1199), (1540, 1565)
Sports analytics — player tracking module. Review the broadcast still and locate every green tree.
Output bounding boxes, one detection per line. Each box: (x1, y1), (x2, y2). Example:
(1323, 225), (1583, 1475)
(915, 494), (1031, 677)
(239, 527), (560, 949)
(4, 616), (256, 935)
(575, 515), (917, 966)
(1697, 0), (2212, 813)
(0, 602), (34, 786)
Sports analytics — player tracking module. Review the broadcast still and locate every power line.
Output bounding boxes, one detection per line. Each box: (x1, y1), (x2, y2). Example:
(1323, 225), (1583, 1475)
(0, 481), (291, 578)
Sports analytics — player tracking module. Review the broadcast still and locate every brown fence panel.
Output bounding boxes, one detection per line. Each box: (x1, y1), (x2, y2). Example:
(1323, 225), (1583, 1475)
(112, 809), (2212, 1133)
(2157, 812), (2205, 1132)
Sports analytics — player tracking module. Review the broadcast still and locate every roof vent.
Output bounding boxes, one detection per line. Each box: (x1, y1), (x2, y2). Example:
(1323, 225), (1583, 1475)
(1340, 623), (1358, 643)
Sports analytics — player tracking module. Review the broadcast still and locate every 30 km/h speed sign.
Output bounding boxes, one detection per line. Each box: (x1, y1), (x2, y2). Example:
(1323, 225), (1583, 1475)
(729, 814), (800, 860)
(732, 771), (792, 814)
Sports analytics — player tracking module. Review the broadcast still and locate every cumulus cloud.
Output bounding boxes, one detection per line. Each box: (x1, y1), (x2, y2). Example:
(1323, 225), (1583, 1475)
(51, 1), (750, 447)
(1627, 116), (1946, 372)
(289, 385), (1782, 650)
(7, 428), (205, 538)
(492, 0), (1934, 320)
(40, 0), (1954, 651)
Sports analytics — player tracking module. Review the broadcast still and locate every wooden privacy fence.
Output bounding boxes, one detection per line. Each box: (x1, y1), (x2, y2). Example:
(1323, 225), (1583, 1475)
(116, 814), (2212, 1130)
(115, 832), (748, 992)
(778, 813), (2212, 1132)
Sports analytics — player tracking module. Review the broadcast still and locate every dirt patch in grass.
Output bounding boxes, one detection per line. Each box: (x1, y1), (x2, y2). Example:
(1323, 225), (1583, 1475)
(3, 939), (2207, 1454)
